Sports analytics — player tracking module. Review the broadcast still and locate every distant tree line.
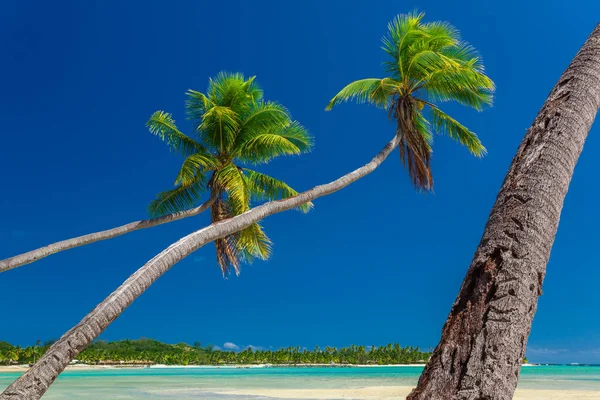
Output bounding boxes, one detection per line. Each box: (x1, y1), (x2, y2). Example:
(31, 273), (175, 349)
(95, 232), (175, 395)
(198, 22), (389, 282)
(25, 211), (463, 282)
(0, 339), (430, 366)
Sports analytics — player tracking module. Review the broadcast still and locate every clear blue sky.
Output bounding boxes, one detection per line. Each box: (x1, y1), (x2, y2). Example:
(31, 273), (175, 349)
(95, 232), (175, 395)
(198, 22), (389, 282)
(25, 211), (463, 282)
(1, 0), (599, 364)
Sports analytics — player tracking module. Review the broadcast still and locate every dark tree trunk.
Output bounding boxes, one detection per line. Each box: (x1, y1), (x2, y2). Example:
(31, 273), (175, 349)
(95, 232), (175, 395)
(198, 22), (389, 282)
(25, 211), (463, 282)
(408, 24), (600, 400)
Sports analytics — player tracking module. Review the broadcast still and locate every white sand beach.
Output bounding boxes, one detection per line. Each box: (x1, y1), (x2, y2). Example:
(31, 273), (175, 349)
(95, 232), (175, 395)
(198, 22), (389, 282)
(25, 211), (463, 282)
(217, 387), (600, 399)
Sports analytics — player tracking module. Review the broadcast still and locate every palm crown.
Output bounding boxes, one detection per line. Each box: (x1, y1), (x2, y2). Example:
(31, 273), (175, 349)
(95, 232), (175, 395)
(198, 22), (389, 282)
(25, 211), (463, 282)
(147, 72), (313, 275)
(327, 11), (495, 190)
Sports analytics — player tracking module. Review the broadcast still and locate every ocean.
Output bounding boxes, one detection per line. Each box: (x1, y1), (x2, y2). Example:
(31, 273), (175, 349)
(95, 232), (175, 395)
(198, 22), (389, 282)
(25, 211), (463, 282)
(1, 366), (599, 399)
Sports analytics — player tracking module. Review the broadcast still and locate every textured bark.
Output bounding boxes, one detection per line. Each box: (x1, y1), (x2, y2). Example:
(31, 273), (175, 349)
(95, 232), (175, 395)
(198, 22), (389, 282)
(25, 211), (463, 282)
(0, 192), (218, 273)
(408, 24), (600, 400)
(0, 134), (401, 400)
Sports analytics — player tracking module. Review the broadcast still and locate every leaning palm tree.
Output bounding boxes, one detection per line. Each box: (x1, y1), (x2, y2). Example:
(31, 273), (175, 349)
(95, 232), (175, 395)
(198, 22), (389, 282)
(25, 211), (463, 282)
(146, 72), (312, 274)
(327, 11), (495, 190)
(408, 23), (600, 400)
(0, 72), (311, 274)
(0, 14), (495, 399)
(0, 132), (405, 400)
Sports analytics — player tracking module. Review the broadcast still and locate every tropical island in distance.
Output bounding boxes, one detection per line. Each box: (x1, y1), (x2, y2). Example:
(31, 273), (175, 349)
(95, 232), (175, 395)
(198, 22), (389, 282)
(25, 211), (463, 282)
(0, 339), (434, 367)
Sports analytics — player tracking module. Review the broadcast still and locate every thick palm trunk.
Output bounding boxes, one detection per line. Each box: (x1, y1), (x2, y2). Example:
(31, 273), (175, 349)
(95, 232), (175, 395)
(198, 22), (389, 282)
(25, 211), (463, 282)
(0, 192), (218, 273)
(408, 24), (600, 400)
(0, 134), (401, 400)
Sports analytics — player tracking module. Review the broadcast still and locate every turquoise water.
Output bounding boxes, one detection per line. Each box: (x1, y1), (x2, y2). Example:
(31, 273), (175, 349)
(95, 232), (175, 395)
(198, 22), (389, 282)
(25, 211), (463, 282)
(1, 366), (599, 399)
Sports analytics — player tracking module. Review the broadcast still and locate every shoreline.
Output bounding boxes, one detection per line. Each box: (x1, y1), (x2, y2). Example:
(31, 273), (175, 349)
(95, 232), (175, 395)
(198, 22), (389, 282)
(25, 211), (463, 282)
(215, 387), (600, 400)
(0, 363), (428, 373)
(0, 362), (542, 373)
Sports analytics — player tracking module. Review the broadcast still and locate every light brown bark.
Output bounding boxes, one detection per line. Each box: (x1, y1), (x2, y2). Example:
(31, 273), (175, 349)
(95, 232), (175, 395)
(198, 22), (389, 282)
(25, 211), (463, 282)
(0, 192), (218, 273)
(408, 23), (600, 400)
(0, 134), (401, 400)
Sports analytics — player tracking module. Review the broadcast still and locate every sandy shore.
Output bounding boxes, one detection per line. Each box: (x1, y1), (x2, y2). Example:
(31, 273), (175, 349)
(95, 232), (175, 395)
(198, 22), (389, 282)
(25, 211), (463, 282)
(0, 363), (430, 373)
(1, 363), (541, 373)
(217, 387), (600, 400)
(0, 364), (142, 373)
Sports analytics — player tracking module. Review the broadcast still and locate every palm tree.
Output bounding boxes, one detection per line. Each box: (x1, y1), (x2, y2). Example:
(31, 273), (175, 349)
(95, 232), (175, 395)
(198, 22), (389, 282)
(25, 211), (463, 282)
(0, 72), (311, 274)
(146, 72), (312, 274)
(0, 14), (493, 399)
(0, 129), (404, 400)
(327, 11), (494, 190)
(408, 23), (600, 400)
(7, 348), (19, 365)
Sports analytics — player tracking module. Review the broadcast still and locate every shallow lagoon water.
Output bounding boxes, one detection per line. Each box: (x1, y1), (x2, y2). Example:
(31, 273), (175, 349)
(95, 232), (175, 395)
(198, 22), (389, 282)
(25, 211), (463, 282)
(1, 366), (600, 399)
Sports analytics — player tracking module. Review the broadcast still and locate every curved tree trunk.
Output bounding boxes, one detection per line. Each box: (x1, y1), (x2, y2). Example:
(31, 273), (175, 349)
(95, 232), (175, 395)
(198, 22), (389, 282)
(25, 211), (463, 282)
(0, 134), (401, 400)
(408, 24), (600, 400)
(0, 192), (218, 273)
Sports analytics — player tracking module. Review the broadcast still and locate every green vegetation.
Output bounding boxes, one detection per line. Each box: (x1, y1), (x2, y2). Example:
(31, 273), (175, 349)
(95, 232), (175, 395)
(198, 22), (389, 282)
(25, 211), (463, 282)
(0, 339), (430, 366)
(148, 72), (313, 275)
(327, 11), (494, 190)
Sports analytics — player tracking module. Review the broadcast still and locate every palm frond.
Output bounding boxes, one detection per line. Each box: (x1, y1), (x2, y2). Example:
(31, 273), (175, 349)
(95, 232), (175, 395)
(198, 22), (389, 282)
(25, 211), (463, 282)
(423, 67), (494, 110)
(382, 11), (427, 77)
(430, 106), (486, 156)
(237, 222), (272, 263)
(207, 72), (262, 112)
(406, 50), (461, 81)
(413, 107), (433, 148)
(214, 163), (250, 216)
(197, 105), (240, 152)
(326, 78), (398, 110)
(185, 90), (215, 125)
(148, 177), (207, 216)
(244, 168), (312, 212)
(440, 41), (483, 70)
(420, 21), (460, 51)
(236, 101), (292, 146)
(236, 121), (313, 164)
(174, 153), (219, 186)
(147, 111), (205, 156)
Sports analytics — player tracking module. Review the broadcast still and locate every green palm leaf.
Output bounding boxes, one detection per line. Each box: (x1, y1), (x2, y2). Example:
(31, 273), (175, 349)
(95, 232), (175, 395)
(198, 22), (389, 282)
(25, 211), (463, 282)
(244, 168), (312, 212)
(407, 50), (461, 80)
(423, 68), (494, 110)
(240, 101), (291, 134)
(439, 41), (483, 69)
(236, 222), (272, 263)
(236, 121), (313, 164)
(214, 163), (250, 216)
(382, 11), (426, 77)
(147, 111), (205, 156)
(185, 90), (215, 125)
(326, 78), (398, 110)
(430, 106), (486, 156)
(148, 177), (207, 216)
(208, 72), (262, 112)
(412, 108), (433, 149)
(174, 153), (219, 186)
(421, 21), (460, 51)
(198, 105), (240, 152)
